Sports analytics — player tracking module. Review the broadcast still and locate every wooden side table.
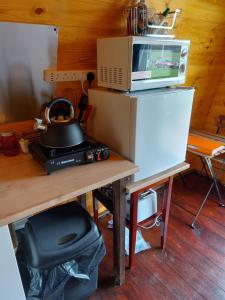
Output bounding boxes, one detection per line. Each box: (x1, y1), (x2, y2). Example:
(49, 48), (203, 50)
(126, 162), (189, 268)
(93, 162), (189, 269)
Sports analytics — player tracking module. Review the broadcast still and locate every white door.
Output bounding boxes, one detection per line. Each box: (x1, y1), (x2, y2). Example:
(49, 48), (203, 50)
(0, 226), (26, 300)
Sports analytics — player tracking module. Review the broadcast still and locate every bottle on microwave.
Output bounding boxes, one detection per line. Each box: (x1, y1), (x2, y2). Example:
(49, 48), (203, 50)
(97, 36), (190, 91)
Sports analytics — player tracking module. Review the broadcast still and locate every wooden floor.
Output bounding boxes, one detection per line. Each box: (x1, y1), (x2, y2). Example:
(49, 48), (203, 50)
(90, 173), (225, 300)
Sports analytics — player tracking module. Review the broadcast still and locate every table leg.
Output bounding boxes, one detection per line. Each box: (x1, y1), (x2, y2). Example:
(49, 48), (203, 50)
(200, 156), (210, 178)
(191, 156), (225, 228)
(205, 157), (225, 207)
(92, 191), (99, 225)
(191, 181), (214, 228)
(179, 172), (186, 188)
(112, 178), (126, 286)
(78, 193), (87, 209)
(0, 226), (26, 300)
(129, 191), (138, 269)
(161, 176), (173, 250)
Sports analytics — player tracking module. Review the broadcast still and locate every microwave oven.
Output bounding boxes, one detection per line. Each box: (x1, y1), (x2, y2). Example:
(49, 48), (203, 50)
(97, 36), (190, 91)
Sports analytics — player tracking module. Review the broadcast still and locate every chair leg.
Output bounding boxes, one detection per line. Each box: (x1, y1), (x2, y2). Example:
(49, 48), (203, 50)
(129, 191), (138, 269)
(161, 176), (173, 251)
(92, 191), (99, 225)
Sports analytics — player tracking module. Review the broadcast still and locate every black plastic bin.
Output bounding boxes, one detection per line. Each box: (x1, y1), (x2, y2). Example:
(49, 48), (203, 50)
(16, 201), (106, 300)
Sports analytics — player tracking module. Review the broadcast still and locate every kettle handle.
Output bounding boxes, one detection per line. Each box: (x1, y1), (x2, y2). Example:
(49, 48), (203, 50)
(44, 98), (75, 124)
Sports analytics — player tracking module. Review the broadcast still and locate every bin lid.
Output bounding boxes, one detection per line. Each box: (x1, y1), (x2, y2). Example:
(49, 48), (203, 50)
(22, 202), (101, 268)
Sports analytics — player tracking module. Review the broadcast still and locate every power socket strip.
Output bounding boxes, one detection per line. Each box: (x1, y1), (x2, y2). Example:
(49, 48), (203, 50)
(43, 69), (97, 82)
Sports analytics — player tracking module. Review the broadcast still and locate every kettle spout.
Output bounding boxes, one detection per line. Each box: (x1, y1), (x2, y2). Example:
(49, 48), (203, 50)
(34, 118), (47, 131)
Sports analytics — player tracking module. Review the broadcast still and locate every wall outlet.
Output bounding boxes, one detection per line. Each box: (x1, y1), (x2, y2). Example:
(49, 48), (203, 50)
(43, 69), (97, 82)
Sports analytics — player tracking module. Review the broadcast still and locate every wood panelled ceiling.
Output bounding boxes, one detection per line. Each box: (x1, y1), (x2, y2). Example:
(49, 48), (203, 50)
(0, 0), (225, 131)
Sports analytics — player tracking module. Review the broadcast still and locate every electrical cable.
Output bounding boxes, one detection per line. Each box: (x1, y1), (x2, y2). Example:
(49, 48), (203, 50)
(79, 73), (95, 122)
(81, 80), (88, 96)
(137, 213), (162, 230)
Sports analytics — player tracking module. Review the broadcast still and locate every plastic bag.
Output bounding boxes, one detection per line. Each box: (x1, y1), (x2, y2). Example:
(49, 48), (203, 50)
(16, 236), (106, 300)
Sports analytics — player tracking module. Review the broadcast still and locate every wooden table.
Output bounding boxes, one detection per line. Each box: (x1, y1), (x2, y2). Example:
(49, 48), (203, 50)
(0, 152), (138, 300)
(126, 162), (190, 268)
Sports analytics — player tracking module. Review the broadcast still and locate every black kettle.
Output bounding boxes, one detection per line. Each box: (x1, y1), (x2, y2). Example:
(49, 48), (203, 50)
(34, 98), (85, 148)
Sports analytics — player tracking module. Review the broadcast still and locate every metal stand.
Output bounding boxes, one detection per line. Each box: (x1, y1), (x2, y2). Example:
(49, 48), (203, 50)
(191, 157), (225, 229)
(200, 156), (210, 178)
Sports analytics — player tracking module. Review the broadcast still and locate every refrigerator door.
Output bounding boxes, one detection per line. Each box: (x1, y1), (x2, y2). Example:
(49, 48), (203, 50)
(88, 89), (132, 158)
(131, 87), (194, 181)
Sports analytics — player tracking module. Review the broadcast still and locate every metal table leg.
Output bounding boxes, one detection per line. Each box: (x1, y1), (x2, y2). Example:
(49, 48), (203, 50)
(191, 157), (225, 228)
(191, 181), (214, 228)
(200, 156), (210, 177)
(205, 157), (225, 207)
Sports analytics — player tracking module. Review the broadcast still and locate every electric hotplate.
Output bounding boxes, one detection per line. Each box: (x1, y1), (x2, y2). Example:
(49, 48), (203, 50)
(29, 140), (110, 174)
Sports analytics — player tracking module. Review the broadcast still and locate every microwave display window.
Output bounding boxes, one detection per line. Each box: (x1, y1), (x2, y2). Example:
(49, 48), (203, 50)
(132, 44), (181, 81)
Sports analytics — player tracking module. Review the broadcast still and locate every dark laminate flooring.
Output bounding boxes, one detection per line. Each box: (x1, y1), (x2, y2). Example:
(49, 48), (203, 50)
(90, 173), (225, 300)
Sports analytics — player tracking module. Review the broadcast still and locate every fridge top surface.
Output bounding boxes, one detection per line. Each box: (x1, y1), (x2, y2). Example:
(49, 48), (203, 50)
(97, 36), (190, 44)
(91, 87), (195, 98)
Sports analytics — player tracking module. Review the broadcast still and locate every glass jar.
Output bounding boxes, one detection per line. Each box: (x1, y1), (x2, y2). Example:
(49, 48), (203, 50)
(137, 0), (148, 35)
(0, 131), (20, 156)
(125, 1), (139, 36)
(124, 0), (148, 36)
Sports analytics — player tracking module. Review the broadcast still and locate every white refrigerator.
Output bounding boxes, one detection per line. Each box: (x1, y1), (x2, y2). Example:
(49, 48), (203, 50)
(88, 87), (194, 181)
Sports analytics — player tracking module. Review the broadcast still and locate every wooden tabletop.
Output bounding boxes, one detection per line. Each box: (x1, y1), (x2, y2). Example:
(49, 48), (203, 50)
(0, 152), (138, 226)
(190, 129), (225, 143)
(126, 162), (190, 194)
(187, 131), (225, 158)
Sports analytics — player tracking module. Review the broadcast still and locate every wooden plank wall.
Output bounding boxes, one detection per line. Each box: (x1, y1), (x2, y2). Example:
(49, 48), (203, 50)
(0, 0), (225, 131)
(1, 0), (225, 182)
(204, 72), (225, 134)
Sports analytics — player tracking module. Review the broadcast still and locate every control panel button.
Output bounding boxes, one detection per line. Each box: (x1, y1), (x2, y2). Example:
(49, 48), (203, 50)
(94, 148), (110, 161)
(179, 64), (185, 73)
(100, 149), (110, 160)
(181, 49), (188, 57)
(96, 152), (101, 161)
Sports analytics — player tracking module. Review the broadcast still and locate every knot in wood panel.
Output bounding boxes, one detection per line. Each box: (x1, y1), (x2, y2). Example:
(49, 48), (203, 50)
(35, 7), (45, 15)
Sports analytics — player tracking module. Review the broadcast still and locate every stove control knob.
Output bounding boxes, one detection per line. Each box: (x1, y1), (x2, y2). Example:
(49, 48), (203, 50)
(99, 148), (110, 161)
(95, 150), (102, 161)
(94, 147), (110, 161)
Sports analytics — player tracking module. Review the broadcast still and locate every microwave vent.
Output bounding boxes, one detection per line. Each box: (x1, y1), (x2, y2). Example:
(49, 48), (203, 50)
(99, 66), (123, 86)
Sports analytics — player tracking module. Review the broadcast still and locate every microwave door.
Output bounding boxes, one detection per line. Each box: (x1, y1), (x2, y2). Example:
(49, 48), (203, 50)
(132, 44), (152, 80)
(132, 44), (181, 81)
